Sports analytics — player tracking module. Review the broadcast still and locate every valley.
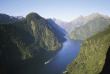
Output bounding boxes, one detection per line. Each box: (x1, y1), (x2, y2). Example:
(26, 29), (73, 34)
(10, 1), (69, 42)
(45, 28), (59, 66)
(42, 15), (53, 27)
(0, 12), (110, 74)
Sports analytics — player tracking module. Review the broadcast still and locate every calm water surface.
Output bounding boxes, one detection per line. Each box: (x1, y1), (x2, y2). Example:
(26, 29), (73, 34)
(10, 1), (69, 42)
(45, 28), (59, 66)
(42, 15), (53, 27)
(39, 38), (83, 74)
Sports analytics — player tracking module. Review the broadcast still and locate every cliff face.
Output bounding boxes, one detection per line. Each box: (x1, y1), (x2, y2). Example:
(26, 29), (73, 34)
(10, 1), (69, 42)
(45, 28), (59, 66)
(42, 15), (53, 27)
(66, 26), (110, 74)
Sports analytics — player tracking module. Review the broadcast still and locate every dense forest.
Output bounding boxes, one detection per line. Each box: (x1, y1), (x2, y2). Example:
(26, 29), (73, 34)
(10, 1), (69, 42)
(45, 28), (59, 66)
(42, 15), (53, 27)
(65, 25), (110, 74)
(0, 13), (66, 74)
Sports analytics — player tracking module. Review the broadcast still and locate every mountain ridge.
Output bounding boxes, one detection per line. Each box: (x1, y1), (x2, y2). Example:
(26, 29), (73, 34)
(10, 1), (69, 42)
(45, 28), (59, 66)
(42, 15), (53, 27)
(0, 13), (24, 24)
(0, 12), (66, 74)
(52, 13), (110, 34)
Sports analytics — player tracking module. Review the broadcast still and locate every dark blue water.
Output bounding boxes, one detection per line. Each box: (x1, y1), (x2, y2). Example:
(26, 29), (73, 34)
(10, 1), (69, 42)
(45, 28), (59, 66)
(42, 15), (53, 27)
(40, 38), (83, 74)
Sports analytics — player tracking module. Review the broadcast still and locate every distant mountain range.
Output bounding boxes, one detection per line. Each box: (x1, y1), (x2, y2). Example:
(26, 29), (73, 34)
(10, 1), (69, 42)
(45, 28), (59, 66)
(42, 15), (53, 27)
(47, 18), (67, 34)
(51, 18), (68, 33)
(52, 13), (110, 34)
(14, 16), (24, 20)
(70, 13), (110, 40)
(0, 14), (24, 24)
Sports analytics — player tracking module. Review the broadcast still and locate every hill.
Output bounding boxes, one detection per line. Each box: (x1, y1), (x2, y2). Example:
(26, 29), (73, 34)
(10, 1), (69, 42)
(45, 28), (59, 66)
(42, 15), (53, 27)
(0, 12), (66, 74)
(65, 25), (110, 74)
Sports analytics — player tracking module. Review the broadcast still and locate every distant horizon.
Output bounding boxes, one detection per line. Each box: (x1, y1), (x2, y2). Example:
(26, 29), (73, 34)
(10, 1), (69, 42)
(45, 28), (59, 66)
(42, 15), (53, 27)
(0, 0), (110, 22)
(1, 12), (110, 22)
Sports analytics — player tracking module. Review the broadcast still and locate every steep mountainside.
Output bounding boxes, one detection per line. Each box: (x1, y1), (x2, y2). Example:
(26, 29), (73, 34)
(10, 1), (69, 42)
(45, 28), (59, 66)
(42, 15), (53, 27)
(70, 15), (110, 40)
(52, 18), (68, 28)
(0, 14), (24, 24)
(0, 12), (66, 74)
(47, 18), (67, 34)
(100, 47), (110, 74)
(52, 18), (68, 32)
(65, 25), (110, 74)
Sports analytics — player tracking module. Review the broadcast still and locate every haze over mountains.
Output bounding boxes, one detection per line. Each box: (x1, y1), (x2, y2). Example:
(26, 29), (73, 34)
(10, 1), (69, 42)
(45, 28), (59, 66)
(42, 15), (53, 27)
(70, 14), (110, 40)
(14, 16), (24, 21)
(52, 13), (110, 34)
(47, 18), (67, 34)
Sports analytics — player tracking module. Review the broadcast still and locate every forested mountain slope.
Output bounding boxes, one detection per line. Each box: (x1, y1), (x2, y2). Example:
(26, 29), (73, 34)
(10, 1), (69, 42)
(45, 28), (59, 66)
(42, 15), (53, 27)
(66, 25), (110, 74)
(0, 12), (66, 74)
(0, 14), (24, 24)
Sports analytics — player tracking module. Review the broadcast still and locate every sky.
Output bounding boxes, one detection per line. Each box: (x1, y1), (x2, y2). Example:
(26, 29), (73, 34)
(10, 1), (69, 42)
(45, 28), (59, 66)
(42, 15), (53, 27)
(0, 0), (110, 22)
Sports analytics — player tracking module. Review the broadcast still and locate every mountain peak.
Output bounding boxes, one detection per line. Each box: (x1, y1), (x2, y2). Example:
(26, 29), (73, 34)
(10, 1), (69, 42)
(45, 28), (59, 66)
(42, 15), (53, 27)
(89, 13), (102, 18)
(95, 12), (101, 15)
(14, 16), (24, 20)
(52, 18), (56, 21)
(77, 15), (84, 20)
(79, 15), (83, 18)
(26, 12), (42, 22)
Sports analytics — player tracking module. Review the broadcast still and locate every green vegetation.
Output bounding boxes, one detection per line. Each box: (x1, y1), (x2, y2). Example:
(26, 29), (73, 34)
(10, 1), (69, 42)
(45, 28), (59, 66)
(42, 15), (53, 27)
(0, 14), (23, 24)
(66, 25), (110, 74)
(70, 16), (110, 40)
(0, 12), (66, 73)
